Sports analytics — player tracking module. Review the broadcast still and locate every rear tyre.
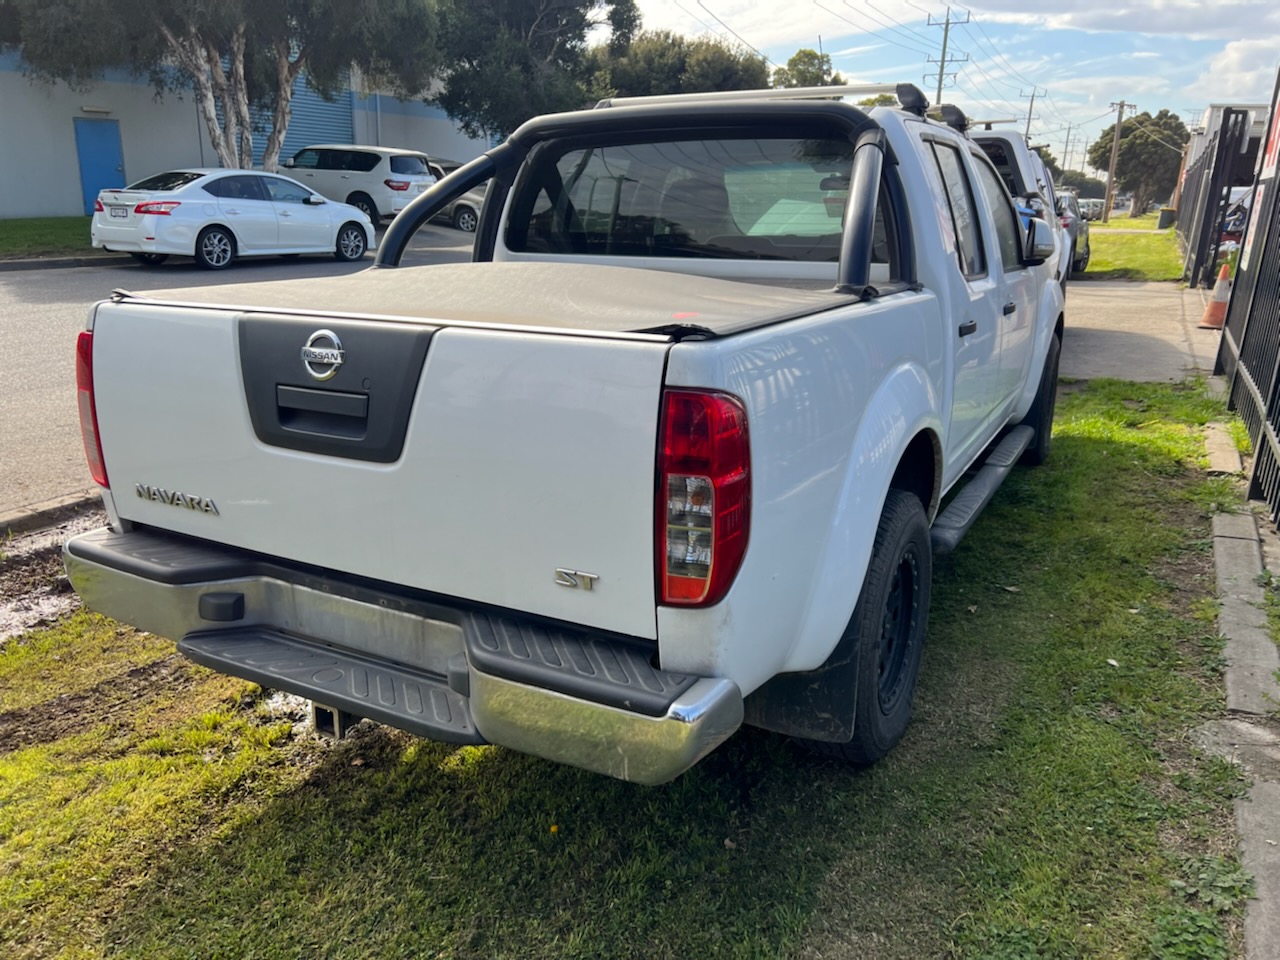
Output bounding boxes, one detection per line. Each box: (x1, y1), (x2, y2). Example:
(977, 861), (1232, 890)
(805, 489), (931, 765)
(1020, 332), (1061, 466)
(129, 252), (168, 266)
(334, 222), (368, 262)
(194, 227), (235, 270)
(348, 194), (378, 223)
(453, 205), (478, 233)
(1073, 244), (1090, 273)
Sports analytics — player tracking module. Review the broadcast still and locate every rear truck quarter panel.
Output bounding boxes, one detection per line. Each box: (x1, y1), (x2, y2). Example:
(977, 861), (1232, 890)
(90, 303), (669, 639)
(658, 290), (945, 694)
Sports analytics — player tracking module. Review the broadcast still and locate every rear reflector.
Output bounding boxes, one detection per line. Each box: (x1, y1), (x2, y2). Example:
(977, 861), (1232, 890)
(134, 201), (180, 215)
(76, 331), (109, 488)
(657, 390), (750, 606)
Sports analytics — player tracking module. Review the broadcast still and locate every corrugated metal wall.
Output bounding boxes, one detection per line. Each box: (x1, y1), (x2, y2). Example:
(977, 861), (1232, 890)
(216, 71), (354, 167)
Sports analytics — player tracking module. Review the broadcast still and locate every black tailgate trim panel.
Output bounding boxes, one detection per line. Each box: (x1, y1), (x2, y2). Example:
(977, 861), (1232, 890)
(238, 314), (437, 462)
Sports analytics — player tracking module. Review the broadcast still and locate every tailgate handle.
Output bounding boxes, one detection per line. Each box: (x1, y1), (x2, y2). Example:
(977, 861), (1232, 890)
(276, 385), (369, 439)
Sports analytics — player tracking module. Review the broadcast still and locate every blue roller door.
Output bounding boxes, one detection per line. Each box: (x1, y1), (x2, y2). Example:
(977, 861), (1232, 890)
(216, 71), (353, 167)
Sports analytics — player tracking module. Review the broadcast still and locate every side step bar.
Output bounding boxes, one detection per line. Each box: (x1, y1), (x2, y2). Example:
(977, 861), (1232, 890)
(930, 425), (1034, 555)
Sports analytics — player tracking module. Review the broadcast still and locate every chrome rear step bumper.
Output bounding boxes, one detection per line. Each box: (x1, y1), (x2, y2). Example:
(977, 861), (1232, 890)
(64, 526), (742, 784)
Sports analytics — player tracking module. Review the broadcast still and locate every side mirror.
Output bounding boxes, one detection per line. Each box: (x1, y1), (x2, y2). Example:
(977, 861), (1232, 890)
(304, 195), (326, 206)
(1024, 218), (1055, 266)
(283, 158), (296, 168)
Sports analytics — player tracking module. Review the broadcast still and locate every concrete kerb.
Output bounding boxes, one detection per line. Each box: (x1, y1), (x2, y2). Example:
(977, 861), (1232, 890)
(1205, 509), (1280, 960)
(0, 491), (102, 538)
(0, 254), (133, 272)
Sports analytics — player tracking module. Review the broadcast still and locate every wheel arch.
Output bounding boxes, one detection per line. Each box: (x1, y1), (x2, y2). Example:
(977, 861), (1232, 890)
(193, 223), (237, 260)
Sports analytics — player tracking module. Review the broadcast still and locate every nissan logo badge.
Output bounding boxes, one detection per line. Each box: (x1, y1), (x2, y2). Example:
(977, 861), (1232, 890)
(301, 329), (345, 381)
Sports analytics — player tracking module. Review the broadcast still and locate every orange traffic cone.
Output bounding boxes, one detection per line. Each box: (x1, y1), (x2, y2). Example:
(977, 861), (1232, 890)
(1199, 263), (1232, 330)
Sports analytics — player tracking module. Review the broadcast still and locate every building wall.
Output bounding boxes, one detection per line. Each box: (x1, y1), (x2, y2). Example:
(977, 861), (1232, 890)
(351, 94), (487, 164)
(1, 52), (489, 219)
(1, 53), (215, 218)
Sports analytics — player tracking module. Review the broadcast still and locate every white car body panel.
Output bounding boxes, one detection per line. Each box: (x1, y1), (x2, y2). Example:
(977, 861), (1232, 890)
(91, 306), (668, 639)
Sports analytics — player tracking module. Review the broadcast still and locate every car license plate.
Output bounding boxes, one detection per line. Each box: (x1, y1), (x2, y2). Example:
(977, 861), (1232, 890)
(109, 206), (128, 219)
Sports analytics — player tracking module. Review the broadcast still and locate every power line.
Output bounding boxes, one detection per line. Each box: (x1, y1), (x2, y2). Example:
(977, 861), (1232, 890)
(1124, 116), (1187, 154)
(695, 1), (776, 66)
(812, 0), (936, 57)
(925, 6), (970, 104)
(862, 0), (941, 47)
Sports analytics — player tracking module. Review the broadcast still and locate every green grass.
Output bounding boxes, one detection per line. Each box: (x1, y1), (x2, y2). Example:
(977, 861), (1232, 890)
(1082, 229), (1185, 281)
(0, 216), (96, 259)
(1091, 211), (1164, 231)
(0, 381), (1251, 958)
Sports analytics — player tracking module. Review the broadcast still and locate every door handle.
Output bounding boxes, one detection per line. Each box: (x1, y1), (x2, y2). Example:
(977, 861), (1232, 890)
(225, 208), (240, 215)
(1003, 302), (1017, 315)
(279, 211), (291, 217)
(958, 320), (978, 337)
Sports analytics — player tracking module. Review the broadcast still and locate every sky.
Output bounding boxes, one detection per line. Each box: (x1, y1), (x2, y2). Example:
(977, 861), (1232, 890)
(628, 0), (1280, 176)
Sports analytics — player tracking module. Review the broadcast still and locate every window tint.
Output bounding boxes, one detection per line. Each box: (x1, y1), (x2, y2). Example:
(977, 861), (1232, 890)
(329, 151), (379, 173)
(976, 140), (1019, 195)
(205, 175), (267, 201)
(390, 155), (429, 175)
(971, 155), (1023, 271)
(930, 142), (985, 278)
(507, 137), (859, 262)
(264, 177), (312, 204)
(290, 150), (321, 170)
(127, 171), (205, 191)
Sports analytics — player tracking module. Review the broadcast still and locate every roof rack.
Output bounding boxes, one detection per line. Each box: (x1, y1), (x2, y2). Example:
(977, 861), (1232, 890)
(929, 104), (970, 133)
(968, 117), (1020, 131)
(594, 83), (920, 111)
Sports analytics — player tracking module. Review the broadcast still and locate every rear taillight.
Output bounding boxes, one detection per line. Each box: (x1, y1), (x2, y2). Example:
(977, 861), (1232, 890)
(384, 179), (411, 191)
(1059, 216), (1071, 228)
(134, 201), (180, 215)
(76, 331), (108, 488)
(657, 390), (750, 606)
(94, 199), (104, 212)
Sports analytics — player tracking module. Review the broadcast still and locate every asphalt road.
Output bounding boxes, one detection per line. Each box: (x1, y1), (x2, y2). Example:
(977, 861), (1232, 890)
(0, 224), (473, 517)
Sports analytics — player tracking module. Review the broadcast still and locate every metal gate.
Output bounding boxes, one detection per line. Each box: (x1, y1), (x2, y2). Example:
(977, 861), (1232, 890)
(1177, 107), (1252, 288)
(1218, 69), (1280, 522)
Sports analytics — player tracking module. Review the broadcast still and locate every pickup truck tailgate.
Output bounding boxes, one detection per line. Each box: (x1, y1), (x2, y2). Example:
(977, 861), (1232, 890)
(90, 302), (669, 639)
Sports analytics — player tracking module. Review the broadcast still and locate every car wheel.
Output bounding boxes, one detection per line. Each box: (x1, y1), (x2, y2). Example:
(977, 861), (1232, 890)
(334, 222), (368, 262)
(1074, 245), (1090, 273)
(348, 194), (378, 223)
(804, 488), (931, 765)
(194, 226), (235, 270)
(453, 205), (478, 233)
(1020, 332), (1061, 467)
(129, 252), (169, 266)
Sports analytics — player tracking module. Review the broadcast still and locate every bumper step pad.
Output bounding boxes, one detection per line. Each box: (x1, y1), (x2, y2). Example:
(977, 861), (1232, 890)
(179, 628), (484, 744)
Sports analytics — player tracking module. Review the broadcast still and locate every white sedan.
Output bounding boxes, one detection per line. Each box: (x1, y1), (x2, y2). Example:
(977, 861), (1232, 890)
(91, 169), (377, 269)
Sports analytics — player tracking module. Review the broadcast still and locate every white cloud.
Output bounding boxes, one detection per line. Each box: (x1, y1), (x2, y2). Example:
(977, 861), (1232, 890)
(831, 43), (887, 58)
(1191, 39), (1280, 101)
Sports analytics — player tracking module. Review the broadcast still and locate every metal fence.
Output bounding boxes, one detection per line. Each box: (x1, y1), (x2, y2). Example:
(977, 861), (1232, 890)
(1218, 70), (1280, 523)
(1176, 107), (1253, 288)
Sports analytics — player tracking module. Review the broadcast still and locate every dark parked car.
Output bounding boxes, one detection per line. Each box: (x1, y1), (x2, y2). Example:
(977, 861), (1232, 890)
(1057, 193), (1091, 273)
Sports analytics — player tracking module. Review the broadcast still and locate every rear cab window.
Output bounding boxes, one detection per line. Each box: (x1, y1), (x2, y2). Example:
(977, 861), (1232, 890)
(503, 135), (895, 269)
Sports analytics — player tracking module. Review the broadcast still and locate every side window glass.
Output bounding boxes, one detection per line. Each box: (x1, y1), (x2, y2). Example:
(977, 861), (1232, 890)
(319, 151), (343, 171)
(971, 157), (1023, 271)
(229, 175), (266, 201)
(930, 142), (985, 278)
(265, 177), (311, 204)
(291, 150), (320, 170)
(350, 152), (381, 173)
(203, 177), (228, 198)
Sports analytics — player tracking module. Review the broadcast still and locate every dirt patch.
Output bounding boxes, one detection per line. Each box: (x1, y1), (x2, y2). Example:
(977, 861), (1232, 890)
(0, 654), (193, 754)
(0, 509), (106, 643)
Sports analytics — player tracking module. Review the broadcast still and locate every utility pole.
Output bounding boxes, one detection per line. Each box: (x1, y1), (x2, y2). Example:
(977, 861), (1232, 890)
(1103, 100), (1130, 223)
(1062, 123), (1074, 174)
(926, 6), (969, 105)
(1020, 87), (1042, 141)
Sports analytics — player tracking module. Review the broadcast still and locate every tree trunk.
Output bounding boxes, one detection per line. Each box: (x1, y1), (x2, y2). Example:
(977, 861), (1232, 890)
(261, 41), (306, 173)
(228, 25), (254, 169)
(159, 25), (237, 169)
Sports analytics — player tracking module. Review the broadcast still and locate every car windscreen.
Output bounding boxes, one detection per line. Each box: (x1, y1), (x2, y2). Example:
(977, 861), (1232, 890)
(390, 155), (429, 175)
(504, 136), (863, 261)
(126, 171), (206, 192)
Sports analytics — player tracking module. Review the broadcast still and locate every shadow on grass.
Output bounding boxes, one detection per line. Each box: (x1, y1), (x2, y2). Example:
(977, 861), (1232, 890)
(100, 400), (1236, 959)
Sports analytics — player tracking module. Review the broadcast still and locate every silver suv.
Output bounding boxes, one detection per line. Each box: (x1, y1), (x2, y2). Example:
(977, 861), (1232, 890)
(284, 145), (437, 222)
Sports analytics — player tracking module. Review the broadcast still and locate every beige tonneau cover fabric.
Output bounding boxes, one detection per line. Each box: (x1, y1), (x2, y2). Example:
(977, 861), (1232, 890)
(130, 261), (855, 337)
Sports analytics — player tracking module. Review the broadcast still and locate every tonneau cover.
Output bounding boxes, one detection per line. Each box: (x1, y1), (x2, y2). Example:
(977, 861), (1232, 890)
(131, 261), (854, 336)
